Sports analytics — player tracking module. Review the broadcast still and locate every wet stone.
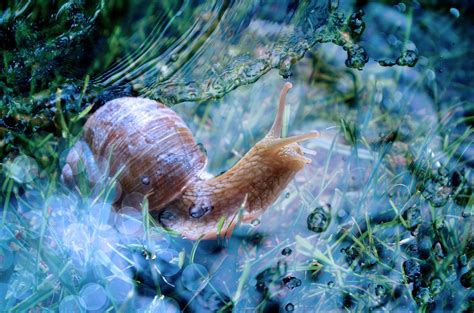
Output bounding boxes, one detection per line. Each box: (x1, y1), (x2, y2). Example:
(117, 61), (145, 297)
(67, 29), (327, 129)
(402, 205), (421, 230)
(307, 205), (331, 233)
(403, 259), (421, 283)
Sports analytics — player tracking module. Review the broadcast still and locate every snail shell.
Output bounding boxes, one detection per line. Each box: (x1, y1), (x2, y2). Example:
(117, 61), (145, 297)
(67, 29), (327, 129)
(62, 97), (206, 208)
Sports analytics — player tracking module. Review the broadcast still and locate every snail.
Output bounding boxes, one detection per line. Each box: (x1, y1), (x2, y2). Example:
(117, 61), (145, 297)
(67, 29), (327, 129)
(62, 82), (319, 240)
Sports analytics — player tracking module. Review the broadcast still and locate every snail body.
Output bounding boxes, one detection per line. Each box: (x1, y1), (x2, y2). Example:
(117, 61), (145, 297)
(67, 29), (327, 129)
(62, 83), (319, 239)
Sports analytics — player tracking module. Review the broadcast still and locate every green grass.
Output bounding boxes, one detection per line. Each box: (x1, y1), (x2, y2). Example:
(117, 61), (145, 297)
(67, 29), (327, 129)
(1, 1), (473, 312)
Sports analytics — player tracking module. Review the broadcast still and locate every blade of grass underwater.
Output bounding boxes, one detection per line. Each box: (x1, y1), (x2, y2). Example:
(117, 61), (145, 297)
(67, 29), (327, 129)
(190, 236), (204, 264)
(1, 178), (13, 227)
(70, 75), (91, 123)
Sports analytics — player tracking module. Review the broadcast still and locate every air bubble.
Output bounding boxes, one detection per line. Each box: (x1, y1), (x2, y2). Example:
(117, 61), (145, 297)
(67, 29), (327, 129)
(106, 277), (135, 302)
(181, 263), (209, 292)
(155, 249), (181, 276)
(396, 3), (406, 12)
(141, 175), (150, 185)
(251, 219), (260, 226)
(449, 8), (460, 18)
(147, 231), (171, 251)
(115, 207), (142, 235)
(13, 272), (34, 300)
(307, 206), (331, 233)
(80, 283), (108, 311)
(170, 54), (179, 62)
(285, 303), (295, 312)
(89, 203), (111, 226)
(63, 223), (90, 253)
(375, 285), (385, 297)
(121, 192), (145, 209)
(5, 155), (38, 183)
(59, 295), (86, 313)
(95, 226), (119, 254)
(17, 190), (43, 214)
(281, 247), (292, 256)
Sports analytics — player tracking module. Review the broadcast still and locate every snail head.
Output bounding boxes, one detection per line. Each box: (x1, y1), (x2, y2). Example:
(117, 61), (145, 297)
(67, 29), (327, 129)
(253, 82), (320, 171)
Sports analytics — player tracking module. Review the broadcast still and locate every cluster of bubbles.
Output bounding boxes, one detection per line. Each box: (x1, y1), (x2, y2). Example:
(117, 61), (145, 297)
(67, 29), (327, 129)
(0, 156), (194, 311)
(0, 149), (239, 311)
